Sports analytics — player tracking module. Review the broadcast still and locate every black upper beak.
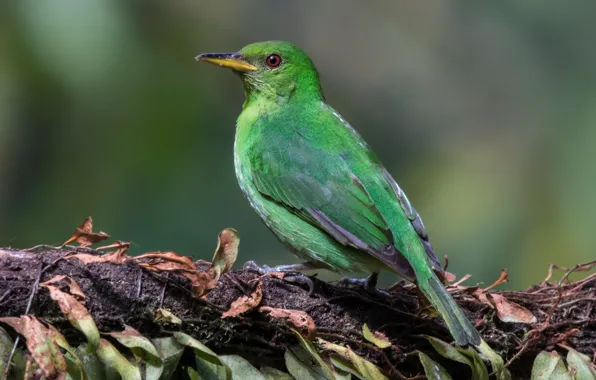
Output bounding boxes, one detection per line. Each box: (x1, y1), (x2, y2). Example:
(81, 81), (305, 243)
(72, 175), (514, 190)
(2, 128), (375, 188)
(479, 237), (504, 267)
(196, 52), (258, 72)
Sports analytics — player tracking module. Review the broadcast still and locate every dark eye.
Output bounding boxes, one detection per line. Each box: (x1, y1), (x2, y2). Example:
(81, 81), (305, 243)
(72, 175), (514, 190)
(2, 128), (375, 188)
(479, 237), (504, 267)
(265, 54), (282, 68)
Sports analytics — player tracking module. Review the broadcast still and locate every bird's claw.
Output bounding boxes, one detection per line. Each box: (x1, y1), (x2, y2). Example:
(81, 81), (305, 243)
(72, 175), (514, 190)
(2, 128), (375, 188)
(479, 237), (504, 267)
(242, 260), (273, 275)
(338, 273), (390, 297)
(283, 274), (316, 295)
(242, 261), (316, 294)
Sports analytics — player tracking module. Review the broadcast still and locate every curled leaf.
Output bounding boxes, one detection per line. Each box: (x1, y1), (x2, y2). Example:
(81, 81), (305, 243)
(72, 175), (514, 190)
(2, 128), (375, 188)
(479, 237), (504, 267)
(105, 325), (163, 379)
(41, 280), (100, 352)
(96, 338), (141, 380)
(476, 340), (511, 380)
(0, 315), (67, 378)
(40, 275), (86, 301)
(292, 330), (336, 379)
(222, 282), (263, 318)
(67, 241), (130, 265)
(362, 324), (391, 349)
(486, 293), (537, 324)
(318, 338), (388, 380)
(63, 216), (110, 247)
(260, 306), (316, 337)
(135, 228), (239, 299)
(210, 228), (240, 278)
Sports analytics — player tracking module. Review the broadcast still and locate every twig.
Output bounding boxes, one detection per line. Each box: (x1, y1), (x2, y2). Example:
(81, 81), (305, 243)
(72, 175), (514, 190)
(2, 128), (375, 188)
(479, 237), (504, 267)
(3, 262), (43, 379)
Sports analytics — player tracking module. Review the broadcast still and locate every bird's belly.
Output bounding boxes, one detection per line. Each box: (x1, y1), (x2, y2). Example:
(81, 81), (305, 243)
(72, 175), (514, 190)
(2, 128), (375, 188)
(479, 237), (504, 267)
(234, 150), (384, 275)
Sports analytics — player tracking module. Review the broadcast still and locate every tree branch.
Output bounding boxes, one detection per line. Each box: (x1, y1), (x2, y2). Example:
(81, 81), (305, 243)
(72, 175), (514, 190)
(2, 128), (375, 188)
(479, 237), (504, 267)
(0, 247), (594, 379)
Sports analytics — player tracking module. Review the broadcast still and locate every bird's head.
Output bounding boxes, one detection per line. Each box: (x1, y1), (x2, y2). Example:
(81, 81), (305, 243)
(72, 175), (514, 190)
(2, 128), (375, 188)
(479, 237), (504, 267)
(197, 41), (323, 103)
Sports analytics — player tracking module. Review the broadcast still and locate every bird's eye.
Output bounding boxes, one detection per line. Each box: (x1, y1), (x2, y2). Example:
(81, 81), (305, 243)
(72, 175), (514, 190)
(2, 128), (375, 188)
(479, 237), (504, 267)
(265, 54), (282, 68)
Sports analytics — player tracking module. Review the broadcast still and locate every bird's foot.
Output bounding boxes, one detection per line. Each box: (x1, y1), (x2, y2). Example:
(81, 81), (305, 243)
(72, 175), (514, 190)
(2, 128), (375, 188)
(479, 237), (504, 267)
(338, 272), (390, 297)
(242, 261), (318, 294)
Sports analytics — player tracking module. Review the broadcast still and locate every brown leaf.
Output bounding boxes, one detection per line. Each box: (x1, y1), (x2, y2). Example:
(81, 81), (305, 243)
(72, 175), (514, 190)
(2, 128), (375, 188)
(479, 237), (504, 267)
(486, 293), (537, 324)
(41, 280), (101, 351)
(449, 274), (473, 288)
(442, 271), (457, 283)
(260, 306), (316, 337)
(40, 275), (86, 301)
(210, 228), (239, 278)
(484, 269), (509, 291)
(0, 315), (67, 377)
(133, 229), (239, 298)
(222, 282), (263, 318)
(66, 244), (130, 265)
(43, 284), (92, 323)
(135, 251), (213, 296)
(62, 216), (110, 247)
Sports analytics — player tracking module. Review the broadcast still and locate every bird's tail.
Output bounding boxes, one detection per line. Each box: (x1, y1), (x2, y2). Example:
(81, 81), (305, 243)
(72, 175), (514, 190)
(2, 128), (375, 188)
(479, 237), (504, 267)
(416, 268), (481, 346)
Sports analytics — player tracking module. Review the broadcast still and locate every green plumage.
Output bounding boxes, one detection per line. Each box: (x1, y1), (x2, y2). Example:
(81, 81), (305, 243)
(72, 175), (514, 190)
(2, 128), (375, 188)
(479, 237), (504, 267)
(199, 41), (480, 346)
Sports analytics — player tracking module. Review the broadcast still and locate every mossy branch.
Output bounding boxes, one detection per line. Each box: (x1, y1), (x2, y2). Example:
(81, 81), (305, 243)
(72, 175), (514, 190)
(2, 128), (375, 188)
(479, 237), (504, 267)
(0, 246), (594, 379)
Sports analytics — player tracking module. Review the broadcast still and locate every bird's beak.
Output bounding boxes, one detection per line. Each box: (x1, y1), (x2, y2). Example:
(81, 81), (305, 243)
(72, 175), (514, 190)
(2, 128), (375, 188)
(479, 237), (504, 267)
(196, 52), (257, 72)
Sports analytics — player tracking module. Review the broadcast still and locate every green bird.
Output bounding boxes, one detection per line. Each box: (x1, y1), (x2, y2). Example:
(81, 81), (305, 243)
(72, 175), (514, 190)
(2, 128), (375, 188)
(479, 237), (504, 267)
(197, 41), (480, 346)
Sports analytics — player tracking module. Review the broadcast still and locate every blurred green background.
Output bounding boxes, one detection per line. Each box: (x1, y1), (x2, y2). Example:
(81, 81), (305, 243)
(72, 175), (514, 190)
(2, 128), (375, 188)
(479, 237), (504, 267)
(1, 1), (595, 289)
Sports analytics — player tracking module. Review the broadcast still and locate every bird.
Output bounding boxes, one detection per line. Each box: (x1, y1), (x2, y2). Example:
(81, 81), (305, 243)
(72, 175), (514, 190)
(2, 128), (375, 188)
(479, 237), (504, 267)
(197, 41), (481, 346)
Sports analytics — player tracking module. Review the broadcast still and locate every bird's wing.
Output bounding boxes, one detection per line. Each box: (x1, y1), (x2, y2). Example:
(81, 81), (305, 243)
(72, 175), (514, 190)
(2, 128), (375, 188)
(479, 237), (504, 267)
(249, 129), (406, 270)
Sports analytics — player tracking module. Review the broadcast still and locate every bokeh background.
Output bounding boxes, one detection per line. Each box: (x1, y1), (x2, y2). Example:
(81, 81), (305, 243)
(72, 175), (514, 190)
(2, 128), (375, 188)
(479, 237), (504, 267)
(1, 1), (595, 289)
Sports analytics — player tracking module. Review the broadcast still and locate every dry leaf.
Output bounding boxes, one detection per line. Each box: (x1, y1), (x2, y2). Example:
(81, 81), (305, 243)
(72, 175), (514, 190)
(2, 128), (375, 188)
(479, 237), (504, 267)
(260, 306), (316, 337)
(486, 293), (537, 324)
(40, 275), (86, 301)
(442, 271), (457, 283)
(0, 315), (67, 378)
(362, 324), (391, 349)
(62, 216), (110, 247)
(41, 281), (100, 350)
(66, 242), (130, 265)
(222, 282), (263, 318)
(449, 274), (473, 288)
(210, 228), (239, 278)
(484, 269), (509, 291)
(135, 251), (212, 297)
(133, 229), (239, 298)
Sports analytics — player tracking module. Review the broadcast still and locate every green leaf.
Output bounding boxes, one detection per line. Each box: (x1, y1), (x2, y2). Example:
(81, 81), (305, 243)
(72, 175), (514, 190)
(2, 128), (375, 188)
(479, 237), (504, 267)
(285, 347), (329, 380)
(220, 355), (266, 380)
(318, 338), (387, 380)
(46, 324), (87, 380)
(476, 340), (511, 380)
(564, 346), (596, 379)
(173, 332), (223, 366)
(195, 355), (233, 380)
(418, 351), (452, 380)
(425, 336), (488, 380)
(152, 337), (185, 380)
(173, 332), (231, 379)
(426, 336), (473, 367)
(0, 327), (26, 380)
(105, 325), (163, 380)
(96, 338), (141, 380)
(260, 366), (296, 380)
(76, 343), (109, 380)
(41, 283), (101, 352)
(328, 354), (360, 379)
(293, 330), (336, 379)
(362, 324), (391, 349)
